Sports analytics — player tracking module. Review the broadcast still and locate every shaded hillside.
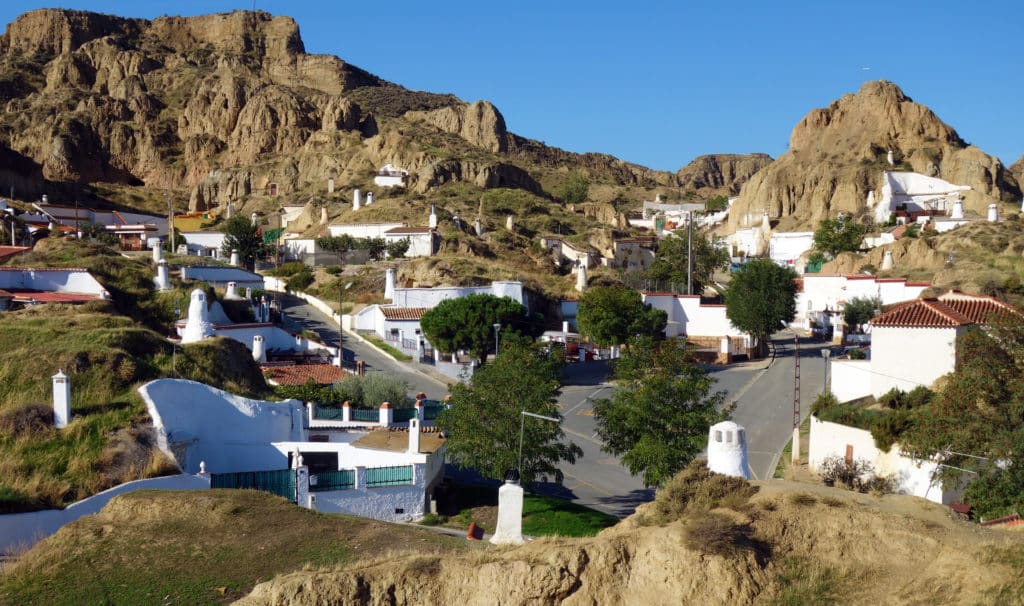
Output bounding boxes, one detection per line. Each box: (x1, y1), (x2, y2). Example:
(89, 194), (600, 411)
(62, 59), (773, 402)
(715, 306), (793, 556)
(730, 81), (1021, 232)
(676, 153), (773, 197)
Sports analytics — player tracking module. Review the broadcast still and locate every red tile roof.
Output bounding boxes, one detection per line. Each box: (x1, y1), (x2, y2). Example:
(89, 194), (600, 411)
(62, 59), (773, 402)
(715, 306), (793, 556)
(871, 293), (1018, 328)
(380, 306), (428, 320)
(0, 246), (29, 262)
(264, 363), (345, 386)
(384, 226), (432, 234)
(10, 290), (99, 303)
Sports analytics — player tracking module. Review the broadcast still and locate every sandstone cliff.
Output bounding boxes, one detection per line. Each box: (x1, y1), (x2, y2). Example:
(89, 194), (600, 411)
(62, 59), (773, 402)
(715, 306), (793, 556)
(676, 153), (773, 197)
(729, 81), (1021, 232)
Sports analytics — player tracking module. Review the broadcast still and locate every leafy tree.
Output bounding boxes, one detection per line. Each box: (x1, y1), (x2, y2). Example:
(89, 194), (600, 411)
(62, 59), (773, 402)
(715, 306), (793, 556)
(317, 234), (356, 266)
(274, 379), (343, 405)
(645, 232), (729, 295)
(437, 341), (581, 483)
(356, 236), (388, 261)
(419, 293), (543, 365)
(164, 227), (185, 253)
(593, 336), (728, 486)
(812, 216), (865, 259)
(221, 214), (269, 269)
(724, 258), (797, 357)
(705, 195), (729, 212)
(361, 372), (410, 408)
(576, 286), (667, 352)
(386, 237), (411, 259)
(558, 170), (589, 205)
(843, 296), (881, 332)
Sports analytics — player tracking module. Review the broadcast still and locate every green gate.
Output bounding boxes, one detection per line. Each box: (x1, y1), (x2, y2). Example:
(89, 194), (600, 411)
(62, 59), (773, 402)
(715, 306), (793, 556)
(310, 469), (355, 492)
(210, 469), (296, 502)
(365, 465), (413, 488)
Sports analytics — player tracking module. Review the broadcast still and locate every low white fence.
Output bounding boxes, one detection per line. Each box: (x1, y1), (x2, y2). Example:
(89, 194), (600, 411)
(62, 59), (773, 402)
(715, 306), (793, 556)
(0, 474), (210, 555)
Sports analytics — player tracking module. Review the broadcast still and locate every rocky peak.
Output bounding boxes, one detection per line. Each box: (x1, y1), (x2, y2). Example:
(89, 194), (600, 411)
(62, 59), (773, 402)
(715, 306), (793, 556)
(0, 9), (143, 57)
(407, 100), (509, 153)
(728, 80), (1020, 231)
(675, 153), (772, 196)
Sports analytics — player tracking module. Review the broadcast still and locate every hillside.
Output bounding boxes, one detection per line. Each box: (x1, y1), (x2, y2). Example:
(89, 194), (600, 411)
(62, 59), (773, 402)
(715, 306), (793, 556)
(729, 81), (1022, 232)
(2, 468), (1021, 605)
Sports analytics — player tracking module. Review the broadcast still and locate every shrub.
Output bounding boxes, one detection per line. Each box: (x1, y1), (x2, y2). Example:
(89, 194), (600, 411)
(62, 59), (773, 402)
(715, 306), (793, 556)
(643, 459), (758, 525)
(848, 348), (867, 360)
(870, 408), (913, 451)
(360, 372), (410, 409)
(0, 403), (53, 438)
(285, 268), (314, 291)
(270, 262), (306, 277)
(684, 512), (755, 558)
(819, 456), (874, 492)
(324, 265), (342, 276)
(811, 392), (840, 416)
(333, 374), (364, 406)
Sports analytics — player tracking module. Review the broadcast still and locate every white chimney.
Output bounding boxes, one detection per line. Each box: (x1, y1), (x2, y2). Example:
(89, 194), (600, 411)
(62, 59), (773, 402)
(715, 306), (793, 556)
(226, 202), (234, 219)
(252, 335), (267, 363)
(320, 206), (328, 224)
(41, 194), (48, 204)
(881, 250), (895, 271)
(408, 417), (421, 454)
(887, 149), (895, 167)
(154, 259), (170, 291)
(230, 249), (240, 266)
(490, 477), (525, 545)
(575, 261), (587, 292)
(951, 199), (965, 219)
(52, 369), (71, 429)
(428, 204), (438, 230)
(152, 243), (163, 264)
(506, 215), (514, 231)
(328, 178), (335, 194)
(474, 218), (483, 236)
(988, 204), (999, 222)
(181, 288), (215, 343)
(250, 212), (259, 226)
(353, 188), (361, 210)
(384, 268), (396, 301)
(225, 281), (240, 300)
(707, 421), (751, 479)
(562, 321), (569, 334)
(366, 191), (374, 206)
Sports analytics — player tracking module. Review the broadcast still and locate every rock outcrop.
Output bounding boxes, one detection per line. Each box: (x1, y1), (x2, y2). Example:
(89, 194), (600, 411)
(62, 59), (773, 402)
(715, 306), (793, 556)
(729, 81), (1021, 232)
(408, 100), (508, 153)
(676, 153), (773, 196)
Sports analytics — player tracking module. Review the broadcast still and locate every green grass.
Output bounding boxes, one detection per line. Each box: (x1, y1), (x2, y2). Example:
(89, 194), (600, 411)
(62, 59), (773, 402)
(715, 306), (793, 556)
(520, 493), (619, 537)
(769, 556), (843, 606)
(0, 489), (467, 605)
(365, 335), (413, 361)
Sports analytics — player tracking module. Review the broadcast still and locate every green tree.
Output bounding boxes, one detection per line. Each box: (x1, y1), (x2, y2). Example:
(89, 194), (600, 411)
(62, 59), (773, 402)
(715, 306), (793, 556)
(724, 258), (797, 357)
(221, 214), (269, 269)
(705, 195), (729, 212)
(593, 336), (728, 486)
(317, 234), (356, 266)
(812, 216), (865, 259)
(437, 341), (581, 483)
(576, 286), (667, 352)
(386, 237), (411, 259)
(645, 232), (729, 295)
(843, 296), (881, 332)
(419, 293), (543, 365)
(558, 170), (589, 205)
(164, 226), (185, 253)
(361, 372), (410, 408)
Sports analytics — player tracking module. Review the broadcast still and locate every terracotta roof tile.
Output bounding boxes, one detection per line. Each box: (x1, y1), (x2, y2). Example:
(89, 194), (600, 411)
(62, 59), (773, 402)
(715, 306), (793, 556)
(380, 307), (428, 320)
(872, 293), (1018, 328)
(264, 363), (345, 386)
(0, 246), (29, 262)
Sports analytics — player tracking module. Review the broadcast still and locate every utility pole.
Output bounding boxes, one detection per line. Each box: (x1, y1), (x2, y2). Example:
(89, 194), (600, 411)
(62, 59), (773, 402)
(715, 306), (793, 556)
(687, 209), (694, 295)
(791, 332), (801, 464)
(166, 193), (174, 254)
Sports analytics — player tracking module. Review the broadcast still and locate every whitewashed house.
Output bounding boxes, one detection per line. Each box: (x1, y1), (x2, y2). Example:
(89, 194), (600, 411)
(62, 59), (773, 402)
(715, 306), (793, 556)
(373, 164), (409, 188)
(642, 292), (749, 360)
(605, 237), (657, 271)
(0, 267), (109, 304)
(768, 231), (814, 268)
(384, 226), (435, 258)
(830, 291), (1019, 402)
(871, 171), (971, 225)
(180, 231), (227, 258)
(794, 274), (932, 331)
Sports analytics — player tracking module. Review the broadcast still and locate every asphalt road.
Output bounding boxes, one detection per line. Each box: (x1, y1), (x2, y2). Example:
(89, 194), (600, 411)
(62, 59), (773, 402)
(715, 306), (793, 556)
(275, 292), (825, 515)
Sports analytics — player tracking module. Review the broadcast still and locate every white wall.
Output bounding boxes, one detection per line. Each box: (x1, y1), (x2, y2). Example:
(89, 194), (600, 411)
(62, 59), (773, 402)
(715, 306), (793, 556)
(211, 324), (338, 358)
(0, 268), (108, 297)
(0, 474), (209, 555)
(384, 232), (433, 258)
(642, 293), (745, 339)
(273, 441), (432, 468)
(181, 266), (265, 288)
(870, 326), (961, 396)
(313, 484), (426, 521)
(283, 238), (318, 258)
(829, 359), (873, 402)
(795, 275), (930, 328)
(328, 223), (405, 239)
(769, 232), (814, 265)
(808, 416), (955, 504)
(181, 232), (226, 253)
(139, 379), (305, 474)
(390, 282), (525, 308)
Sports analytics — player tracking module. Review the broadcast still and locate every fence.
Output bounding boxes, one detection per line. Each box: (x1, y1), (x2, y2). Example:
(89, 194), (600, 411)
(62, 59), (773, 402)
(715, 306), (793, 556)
(365, 465), (414, 488)
(393, 408), (417, 422)
(313, 404), (344, 420)
(310, 469), (355, 492)
(210, 469), (296, 502)
(423, 404), (445, 420)
(351, 408), (378, 422)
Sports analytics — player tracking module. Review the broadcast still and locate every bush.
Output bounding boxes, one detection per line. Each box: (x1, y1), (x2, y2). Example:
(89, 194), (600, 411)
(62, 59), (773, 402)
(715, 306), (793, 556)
(870, 409), (913, 451)
(360, 372), (410, 408)
(684, 512), (755, 558)
(324, 265), (342, 276)
(818, 456), (874, 492)
(643, 459), (758, 525)
(269, 262), (306, 277)
(848, 348), (867, 360)
(285, 268), (314, 291)
(333, 374), (364, 406)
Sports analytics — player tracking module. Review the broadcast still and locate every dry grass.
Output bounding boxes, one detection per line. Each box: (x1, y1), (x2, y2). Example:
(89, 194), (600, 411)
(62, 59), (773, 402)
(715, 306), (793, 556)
(683, 512), (757, 559)
(642, 459), (759, 525)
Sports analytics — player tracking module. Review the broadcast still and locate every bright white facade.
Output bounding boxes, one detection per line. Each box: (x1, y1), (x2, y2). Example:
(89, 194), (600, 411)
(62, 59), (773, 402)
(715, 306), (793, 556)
(180, 265), (265, 288)
(607, 238), (656, 271)
(373, 163), (408, 188)
(871, 171), (971, 225)
(642, 293), (746, 339)
(389, 280), (526, 309)
(384, 226), (435, 258)
(327, 223), (405, 239)
(768, 232), (814, 267)
(809, 416), (959, 504)
(0, 267), (109, 299)
(180, 231), (227, 257)
(794, 275), (931, 329)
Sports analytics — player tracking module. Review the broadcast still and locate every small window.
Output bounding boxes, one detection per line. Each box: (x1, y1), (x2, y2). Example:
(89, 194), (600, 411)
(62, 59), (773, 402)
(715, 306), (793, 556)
(394, 508), (405, 514)
(714, 430), (722, 442)
(725, 431), (733, 443)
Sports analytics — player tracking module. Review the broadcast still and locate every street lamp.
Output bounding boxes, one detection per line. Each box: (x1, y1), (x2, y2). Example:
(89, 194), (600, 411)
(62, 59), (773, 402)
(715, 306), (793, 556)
(821, 348), (832, 395)
(518, 410), (560, 480)
(493, 322), (501, 358)
(339, 281), (353, 367)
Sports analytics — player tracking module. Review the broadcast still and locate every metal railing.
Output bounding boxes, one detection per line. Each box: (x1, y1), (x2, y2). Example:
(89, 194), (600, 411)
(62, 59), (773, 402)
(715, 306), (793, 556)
(393, 408), (417, 422)
(210, 469), (296, 502)
(351, 408), (378, 422)
(313, 405), (344, 420)
(365, 465), (413, 488)
(310, 469), (355, 492)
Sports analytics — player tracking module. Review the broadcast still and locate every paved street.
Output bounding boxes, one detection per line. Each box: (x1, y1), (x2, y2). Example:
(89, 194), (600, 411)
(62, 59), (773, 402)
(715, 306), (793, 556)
(275, 292), (828, 515)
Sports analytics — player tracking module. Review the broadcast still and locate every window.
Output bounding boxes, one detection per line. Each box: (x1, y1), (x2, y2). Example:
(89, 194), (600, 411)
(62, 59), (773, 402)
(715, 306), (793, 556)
(714, 430), (722, 442)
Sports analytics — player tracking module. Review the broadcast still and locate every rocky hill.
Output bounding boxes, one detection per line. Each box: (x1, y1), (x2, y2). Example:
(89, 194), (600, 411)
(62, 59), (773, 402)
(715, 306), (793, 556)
(0, 8), (756, 219)
(676, 153), (773, 197)
(728, 81), (1022, 232)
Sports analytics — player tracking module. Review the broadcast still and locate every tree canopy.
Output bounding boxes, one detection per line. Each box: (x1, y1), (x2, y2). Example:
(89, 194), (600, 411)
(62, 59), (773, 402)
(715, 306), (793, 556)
(724, 259), (797, 357)
(645, 232), (729, 295)
(558, 170), (589, 205)
(812, 216), (865, 259)
(437, 341), (581, 483)
(221, 215), (269, 268)
(593, 336), (728, 486)
(576, 286), (667, 349)
(419, 293), (543, 365)
(843, 296), (881, 332)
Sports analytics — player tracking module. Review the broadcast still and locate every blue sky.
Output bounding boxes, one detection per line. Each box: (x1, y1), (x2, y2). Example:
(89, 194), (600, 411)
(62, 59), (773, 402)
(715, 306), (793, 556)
(2, 1), (1022, 171)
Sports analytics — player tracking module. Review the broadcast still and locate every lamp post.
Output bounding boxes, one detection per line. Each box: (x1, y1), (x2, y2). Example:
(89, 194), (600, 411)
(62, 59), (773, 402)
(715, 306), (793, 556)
(822, 348), (832, 395)
(172, 298), (181, 374)
(339, 281), (353, 367)
(518, 410), (560, 480)
(493, 322), (501, 358)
